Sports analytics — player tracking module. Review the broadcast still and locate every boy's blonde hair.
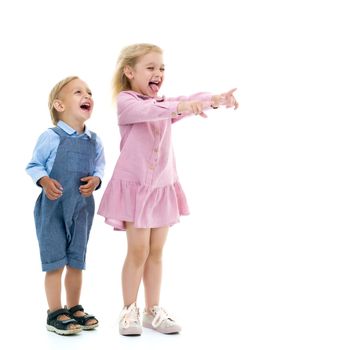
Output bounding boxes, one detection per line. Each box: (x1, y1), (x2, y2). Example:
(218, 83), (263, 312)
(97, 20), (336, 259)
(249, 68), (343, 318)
(112, 43), (162, 99)
(48, 76), (79, 125)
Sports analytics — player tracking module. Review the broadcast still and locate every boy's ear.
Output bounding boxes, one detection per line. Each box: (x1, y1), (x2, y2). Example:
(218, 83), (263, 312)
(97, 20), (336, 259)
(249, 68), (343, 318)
(53, 99), (64, 113)
(123, 65), (134, 80)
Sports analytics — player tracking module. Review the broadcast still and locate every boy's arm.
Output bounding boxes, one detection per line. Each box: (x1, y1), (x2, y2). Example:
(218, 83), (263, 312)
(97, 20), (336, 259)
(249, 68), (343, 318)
(92, 135), (105, 190)
(26, 130), (56, 186)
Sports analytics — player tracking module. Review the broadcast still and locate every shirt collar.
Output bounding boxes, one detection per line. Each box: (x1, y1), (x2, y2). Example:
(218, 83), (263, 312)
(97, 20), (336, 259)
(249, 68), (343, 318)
(57, 120), (92, 138)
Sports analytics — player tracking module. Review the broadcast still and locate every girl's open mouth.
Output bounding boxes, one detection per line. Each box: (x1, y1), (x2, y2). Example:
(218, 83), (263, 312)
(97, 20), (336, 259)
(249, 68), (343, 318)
(149, 81), (160, 93)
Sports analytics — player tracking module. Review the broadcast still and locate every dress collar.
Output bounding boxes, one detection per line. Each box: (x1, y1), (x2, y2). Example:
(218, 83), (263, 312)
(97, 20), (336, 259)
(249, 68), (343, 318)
(125, 90), (165, 102)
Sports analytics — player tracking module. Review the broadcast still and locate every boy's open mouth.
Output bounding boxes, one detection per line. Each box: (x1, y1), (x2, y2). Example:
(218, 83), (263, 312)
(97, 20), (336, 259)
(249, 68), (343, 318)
(80, 102), (91, 111)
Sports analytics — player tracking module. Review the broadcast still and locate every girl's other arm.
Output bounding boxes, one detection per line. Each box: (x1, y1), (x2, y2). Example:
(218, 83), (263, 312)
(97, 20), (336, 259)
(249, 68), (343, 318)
(117, 90), (237, 125)
(118, 91), (214, 125)
(170, 90), (238, 121)
(165, 92), (212, 102)
(118, 92), (180, 125)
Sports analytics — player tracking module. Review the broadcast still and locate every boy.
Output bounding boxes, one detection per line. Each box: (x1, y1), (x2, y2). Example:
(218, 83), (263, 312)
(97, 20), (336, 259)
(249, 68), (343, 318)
(26, 76), (105, 335)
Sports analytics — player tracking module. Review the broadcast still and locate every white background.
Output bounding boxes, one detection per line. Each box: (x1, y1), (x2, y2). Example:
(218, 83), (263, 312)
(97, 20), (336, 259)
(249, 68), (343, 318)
(0, 0), (349, 349)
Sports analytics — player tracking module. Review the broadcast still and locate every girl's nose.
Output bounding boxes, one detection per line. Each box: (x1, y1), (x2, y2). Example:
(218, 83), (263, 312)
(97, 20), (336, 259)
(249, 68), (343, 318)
(155, 69), (163, 76)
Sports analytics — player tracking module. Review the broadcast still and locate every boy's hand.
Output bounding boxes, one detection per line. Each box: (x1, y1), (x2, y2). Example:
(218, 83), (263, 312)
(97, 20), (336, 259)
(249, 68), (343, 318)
(79, 176), (101, 197)
(39, 176), (63, 200)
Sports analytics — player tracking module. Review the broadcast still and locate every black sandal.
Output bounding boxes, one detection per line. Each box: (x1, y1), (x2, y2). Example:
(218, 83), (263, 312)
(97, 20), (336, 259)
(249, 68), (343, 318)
(47, 308), (82, 335)
(67, 304), (99, 330)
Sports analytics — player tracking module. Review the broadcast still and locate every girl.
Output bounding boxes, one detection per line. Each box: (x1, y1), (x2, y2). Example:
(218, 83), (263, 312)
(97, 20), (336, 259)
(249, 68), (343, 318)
(98, 43), (238, 336)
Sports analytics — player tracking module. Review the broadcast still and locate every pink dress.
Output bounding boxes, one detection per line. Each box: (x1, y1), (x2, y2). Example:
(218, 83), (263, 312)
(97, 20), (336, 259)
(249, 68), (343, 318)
(97, 90), (212, 230)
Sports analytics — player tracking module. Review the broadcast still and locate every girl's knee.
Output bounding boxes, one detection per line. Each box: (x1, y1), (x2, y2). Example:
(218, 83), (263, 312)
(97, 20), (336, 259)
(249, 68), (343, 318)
(128, 245), (150, 266)
(148, 245), (164, 263)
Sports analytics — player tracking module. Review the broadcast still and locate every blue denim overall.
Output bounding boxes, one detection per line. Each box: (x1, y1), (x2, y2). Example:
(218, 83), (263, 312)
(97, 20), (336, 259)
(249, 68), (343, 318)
(34, 127), (97, 272)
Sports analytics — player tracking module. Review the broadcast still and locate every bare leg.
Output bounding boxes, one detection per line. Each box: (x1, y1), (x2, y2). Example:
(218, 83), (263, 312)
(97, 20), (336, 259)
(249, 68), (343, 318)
(45, 268), (64, 312)
(45, 267), (80, 330)
(65, 266), (96, 326)
(65, 266), (82, 307)
(143, 226), (169, 311)
(122, 222), (151, 306)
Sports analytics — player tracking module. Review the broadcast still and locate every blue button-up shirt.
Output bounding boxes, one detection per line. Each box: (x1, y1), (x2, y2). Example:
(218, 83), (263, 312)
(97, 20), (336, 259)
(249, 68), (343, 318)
(26, 120), (105, 185)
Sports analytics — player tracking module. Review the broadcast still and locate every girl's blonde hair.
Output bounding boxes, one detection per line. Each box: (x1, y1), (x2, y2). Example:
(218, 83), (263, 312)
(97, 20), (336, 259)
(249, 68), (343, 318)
(112, 43), (162, 99)
(48, 76), (79, 125)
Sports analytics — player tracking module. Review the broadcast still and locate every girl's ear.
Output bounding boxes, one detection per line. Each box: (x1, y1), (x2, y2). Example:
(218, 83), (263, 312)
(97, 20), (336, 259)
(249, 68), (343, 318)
(53, 99), (64, 113)
(123, 65), (134, 80)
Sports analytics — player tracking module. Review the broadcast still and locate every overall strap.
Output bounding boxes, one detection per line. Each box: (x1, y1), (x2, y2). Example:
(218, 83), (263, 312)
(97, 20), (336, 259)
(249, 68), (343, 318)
(89, 131), (97, 141)
(51, 126), (96, 141)
(50, 126), (67, 138)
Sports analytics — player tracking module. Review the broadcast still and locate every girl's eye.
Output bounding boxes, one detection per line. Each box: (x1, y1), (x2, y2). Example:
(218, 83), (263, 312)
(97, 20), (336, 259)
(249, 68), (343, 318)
(147, 67), (154, 71)
(75, 90), (81, 94)
(88, 92), (92, 96)
(160, 68), (165, 72)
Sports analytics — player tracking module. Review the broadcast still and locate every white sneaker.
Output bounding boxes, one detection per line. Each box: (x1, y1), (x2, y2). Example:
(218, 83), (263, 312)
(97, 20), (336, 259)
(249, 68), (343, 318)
(119, 302), (142, 336)
(143, 305), (181, 334)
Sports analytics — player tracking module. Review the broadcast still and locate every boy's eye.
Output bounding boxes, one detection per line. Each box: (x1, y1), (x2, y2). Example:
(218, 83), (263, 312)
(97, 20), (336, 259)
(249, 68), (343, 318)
(88, 91), (92, 96)
(160, 68), (165, 72)
(147, 67), (154, 70)
(75, 90), (81, 94)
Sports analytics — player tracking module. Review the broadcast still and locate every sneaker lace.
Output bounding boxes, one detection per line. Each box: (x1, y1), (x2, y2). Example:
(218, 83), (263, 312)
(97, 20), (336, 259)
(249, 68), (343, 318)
(120, 304), (140, 329)
(151, 306), (175, 328)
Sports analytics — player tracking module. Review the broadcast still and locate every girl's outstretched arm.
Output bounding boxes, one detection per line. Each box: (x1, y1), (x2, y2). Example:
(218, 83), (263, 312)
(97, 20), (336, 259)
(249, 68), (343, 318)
(176, 89), (239, 119)
(118, 91), (213, 125)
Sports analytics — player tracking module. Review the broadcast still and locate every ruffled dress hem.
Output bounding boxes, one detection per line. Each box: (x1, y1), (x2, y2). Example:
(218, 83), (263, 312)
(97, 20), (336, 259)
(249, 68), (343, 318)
(97, 179), (189, 231)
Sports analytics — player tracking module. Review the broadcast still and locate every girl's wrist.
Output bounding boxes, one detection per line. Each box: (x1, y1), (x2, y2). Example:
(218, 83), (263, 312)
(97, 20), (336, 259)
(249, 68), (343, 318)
(211, 95), (220, 108)
(177, 101), (185, 114)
